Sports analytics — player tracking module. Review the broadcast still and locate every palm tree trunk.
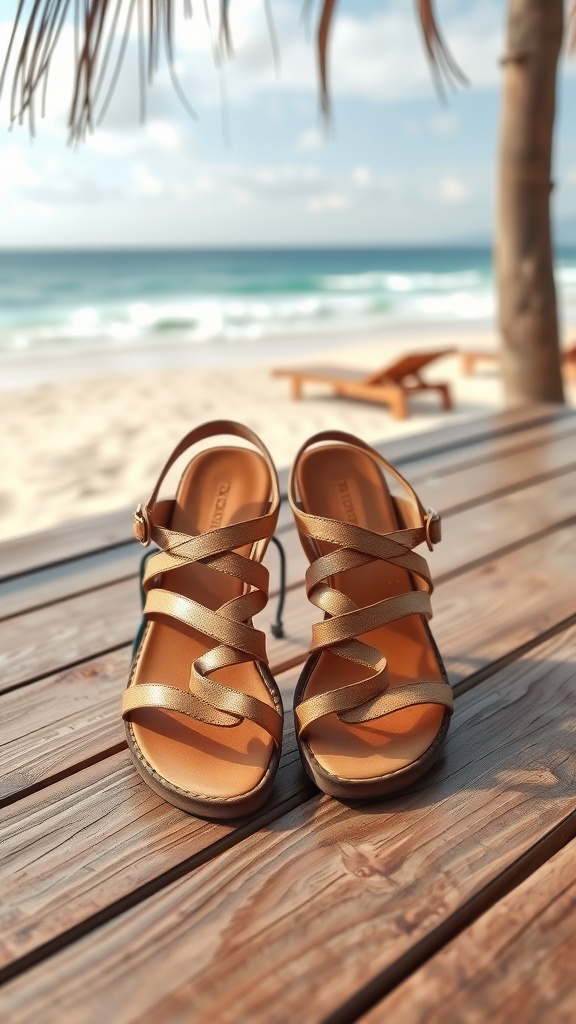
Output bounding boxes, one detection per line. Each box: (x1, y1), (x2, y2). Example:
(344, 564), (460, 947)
(497, 0), (564, 404)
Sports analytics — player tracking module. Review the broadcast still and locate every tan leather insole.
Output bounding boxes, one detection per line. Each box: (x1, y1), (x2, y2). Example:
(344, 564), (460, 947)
(130, 447), (276, 799)
(297, 445), (445, 780)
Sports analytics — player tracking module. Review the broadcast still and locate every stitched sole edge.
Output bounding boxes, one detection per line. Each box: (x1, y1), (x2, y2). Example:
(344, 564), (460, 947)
(295, 712), (451, 801)
(125, 722), (281, 820)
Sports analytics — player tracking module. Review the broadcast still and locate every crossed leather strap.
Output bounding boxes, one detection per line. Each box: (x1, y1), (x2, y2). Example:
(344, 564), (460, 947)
(288, 431), (454, 738)
(122, 421), (283, 748)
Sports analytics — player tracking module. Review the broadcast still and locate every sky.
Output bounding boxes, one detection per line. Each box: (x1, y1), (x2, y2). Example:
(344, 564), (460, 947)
(1, 0), (576, 248)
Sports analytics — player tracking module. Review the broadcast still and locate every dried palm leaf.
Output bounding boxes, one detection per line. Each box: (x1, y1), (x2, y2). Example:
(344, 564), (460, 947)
(415, 0), (468, 97)
(1, 0), (198, 139)
(317, 0), (466, 117)
(568, 0), (576, 53)
(1, 0), (466, 138)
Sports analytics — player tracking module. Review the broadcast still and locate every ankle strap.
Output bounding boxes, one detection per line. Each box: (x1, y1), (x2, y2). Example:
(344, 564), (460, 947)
(134, 420), (280, 545)
(288, 429), (441, 549)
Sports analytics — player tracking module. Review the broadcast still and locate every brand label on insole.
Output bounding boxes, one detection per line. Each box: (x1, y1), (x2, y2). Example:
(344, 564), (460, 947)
(210, 482), (231, 529)
(336, 479), (359, 525)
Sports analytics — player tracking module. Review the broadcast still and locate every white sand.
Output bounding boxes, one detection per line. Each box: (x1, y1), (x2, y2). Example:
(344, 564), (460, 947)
(1, 328), (574, 542)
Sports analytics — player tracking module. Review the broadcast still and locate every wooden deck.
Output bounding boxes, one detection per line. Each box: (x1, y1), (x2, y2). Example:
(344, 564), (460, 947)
(1, 405), (576, 1023)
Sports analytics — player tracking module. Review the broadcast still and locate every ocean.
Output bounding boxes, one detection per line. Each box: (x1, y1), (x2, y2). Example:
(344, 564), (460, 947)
(1, 246), (576, 359)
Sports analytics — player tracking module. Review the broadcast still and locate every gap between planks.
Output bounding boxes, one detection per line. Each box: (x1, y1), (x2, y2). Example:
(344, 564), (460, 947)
(360, 835), (576, 1023)
(1, 612), (575, 999)
(1, 621), (575, 1020)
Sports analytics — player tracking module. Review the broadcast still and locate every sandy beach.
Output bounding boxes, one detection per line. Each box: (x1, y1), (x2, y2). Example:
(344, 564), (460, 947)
(1, 327), (575, 543)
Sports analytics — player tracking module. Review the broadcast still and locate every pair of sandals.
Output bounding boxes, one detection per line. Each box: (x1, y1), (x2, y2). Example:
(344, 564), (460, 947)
(122, 421), (453, 820)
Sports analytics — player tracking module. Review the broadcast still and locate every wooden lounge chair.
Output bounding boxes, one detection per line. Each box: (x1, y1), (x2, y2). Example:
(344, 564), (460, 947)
(273, 349), (455, 420)
(564, 344), (576, 383)
(460, 349), (499, 376)
(461, 344), (576, 382)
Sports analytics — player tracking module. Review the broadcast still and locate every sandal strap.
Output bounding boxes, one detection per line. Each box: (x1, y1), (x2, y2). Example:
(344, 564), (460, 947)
(126, 421), (282, 744)
(141, 419), (280, 522)
(144, 589), (267, 662)
(122, 681), (283, 746)
(295, 680), (453, 736)
(288, 430), (446, 736)
(310, 591), (432, 652)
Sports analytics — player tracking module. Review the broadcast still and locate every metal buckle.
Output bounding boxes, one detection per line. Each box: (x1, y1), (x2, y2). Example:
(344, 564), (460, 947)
(424, 508), (441, 551)
(133, 503), (151, 546)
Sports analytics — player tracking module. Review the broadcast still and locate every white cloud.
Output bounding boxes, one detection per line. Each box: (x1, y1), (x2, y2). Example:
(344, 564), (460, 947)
(0, 145), (40, 191)
(132, 162), (163, 195)
(196, 174), (214, 193)
(296, 128), (323, 151)
(439, 176), (470, 204)
(307, 191), (350, 213)
(429, 113), (459, 136)
(352, 166), (373, 188)
(146, 121), (181, 149)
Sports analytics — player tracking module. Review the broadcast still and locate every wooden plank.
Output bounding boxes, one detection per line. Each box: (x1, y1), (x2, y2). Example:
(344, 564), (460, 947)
(1, 415), (574, 625)
(0, 589), (309, 802)
(432, 521), (576, 685)
(0, 543), (138, 622)
(2, 461), (576, 694)
(409, 429), (576, 517)
(0, 530), (309, 693)
(0, 508), (132, 583)
(1, 622), (575, 1020)
(1, 406), (569, 584)
(0, 670), (307, 974)
(364, 837), (576, 1024)
(0, 649), (131, 804)
(0, 520), (307, 622)
(404, 406), (576, 485)
(375, 403), (573, 469)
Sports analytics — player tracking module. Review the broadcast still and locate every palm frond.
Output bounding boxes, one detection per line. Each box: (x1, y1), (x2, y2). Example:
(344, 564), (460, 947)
(415, 0), (468, 98)
(1, 0), (467, 139)
(568, 0), (576, 53)
(317, 0), (337, 116)
(316, 0), (466, 117)
(1, 0), (198, 140)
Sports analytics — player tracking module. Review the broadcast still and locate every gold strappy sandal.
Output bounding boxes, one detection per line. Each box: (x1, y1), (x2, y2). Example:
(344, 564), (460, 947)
(122, 421), (284, 819)
(289, 430), (453, 800)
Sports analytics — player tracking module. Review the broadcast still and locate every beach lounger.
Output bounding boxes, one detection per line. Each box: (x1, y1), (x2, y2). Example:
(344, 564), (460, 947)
(564, 344), (576, 382)
(273, 349), (455, 420)
(460, 349), (499, 375)
(461, 344), (576, 383)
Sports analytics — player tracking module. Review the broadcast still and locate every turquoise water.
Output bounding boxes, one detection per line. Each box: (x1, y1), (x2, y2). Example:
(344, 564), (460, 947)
(1, 247), (576, 355)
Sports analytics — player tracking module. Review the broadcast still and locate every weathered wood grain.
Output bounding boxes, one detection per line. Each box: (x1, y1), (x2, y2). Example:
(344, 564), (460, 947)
(410, 428), (576, 516)
(364, 837), (576, 1024)
(0, 670), (306, 973)
(2, 517), (575, 970)
(0, 653), (301, 806)
(1, 624), (575, 1021)
(0, 522), (308, 622)
(0, 562), (315, 694)
(433, 521), (576, 684)
(0, 650), (130, 804)
(0, 543), (138, 622)
(402, 406), (576, 485)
